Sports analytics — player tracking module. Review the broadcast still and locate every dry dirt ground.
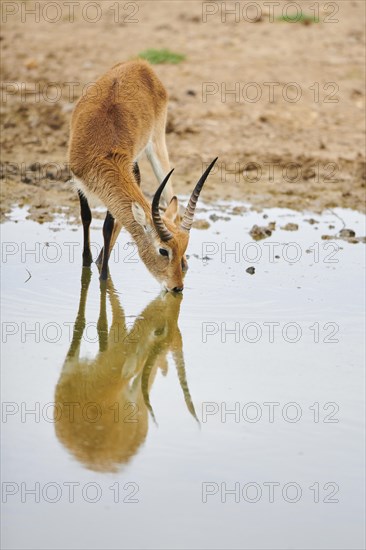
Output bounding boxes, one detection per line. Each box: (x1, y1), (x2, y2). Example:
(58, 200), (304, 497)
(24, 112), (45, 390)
(1, 0), (365, 224)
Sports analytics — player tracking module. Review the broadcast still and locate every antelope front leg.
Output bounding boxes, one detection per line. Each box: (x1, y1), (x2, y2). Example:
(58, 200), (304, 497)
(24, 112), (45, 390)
(96, 162), (139, 271)
(146, 118), (173, 206)
(78, 190), (93, 266)
(96, 216), (122, 273)
(99, 211), (115, 281)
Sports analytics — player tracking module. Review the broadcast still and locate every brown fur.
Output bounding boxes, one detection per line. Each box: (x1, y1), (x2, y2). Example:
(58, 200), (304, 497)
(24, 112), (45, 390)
(69, 60), (190, 290)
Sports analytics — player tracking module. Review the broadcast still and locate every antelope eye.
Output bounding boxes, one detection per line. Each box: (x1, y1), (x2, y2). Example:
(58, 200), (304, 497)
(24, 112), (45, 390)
(159, 248), (169, 257)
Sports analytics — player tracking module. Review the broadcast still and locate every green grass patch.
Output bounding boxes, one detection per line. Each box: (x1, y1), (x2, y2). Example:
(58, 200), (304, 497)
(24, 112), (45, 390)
(277, 13), (319, 23)
(138, 48), (186, 64)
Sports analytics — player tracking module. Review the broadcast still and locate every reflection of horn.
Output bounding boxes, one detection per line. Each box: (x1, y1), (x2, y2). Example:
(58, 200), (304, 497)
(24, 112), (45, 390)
(172, 347), (199, 424)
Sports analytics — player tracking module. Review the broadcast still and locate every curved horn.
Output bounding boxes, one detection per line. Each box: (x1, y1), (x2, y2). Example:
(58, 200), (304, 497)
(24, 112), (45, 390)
(151, 169), (174, 242)
(181, 157), (218, 232)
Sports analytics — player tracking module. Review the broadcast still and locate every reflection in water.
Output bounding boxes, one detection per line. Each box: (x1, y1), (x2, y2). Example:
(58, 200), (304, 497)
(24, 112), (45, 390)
(55, 268), (197, 472)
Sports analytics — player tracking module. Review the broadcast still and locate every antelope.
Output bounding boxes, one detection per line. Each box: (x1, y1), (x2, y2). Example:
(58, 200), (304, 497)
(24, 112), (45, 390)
(55, 269), (197, 472)
(68, 59), (217, 291)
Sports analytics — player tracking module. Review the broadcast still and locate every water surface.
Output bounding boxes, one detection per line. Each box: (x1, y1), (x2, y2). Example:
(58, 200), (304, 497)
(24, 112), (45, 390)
(1, 205), (365, 549)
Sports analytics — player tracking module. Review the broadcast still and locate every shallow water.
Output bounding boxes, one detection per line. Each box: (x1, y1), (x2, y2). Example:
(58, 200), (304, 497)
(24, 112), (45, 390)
(1, 204), (365, 550)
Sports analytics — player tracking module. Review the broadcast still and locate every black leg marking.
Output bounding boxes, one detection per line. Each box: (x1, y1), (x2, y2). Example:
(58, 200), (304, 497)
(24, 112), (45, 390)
(78, 190), (93, 267)
(133, 162), (141, 187)
(100, 211), (115, 281)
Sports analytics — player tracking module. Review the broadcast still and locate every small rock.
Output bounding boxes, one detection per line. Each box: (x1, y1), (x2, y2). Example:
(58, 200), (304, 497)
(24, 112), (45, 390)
(328, 225), (335, 229)
(209, 213), (230, 222)
(24, 58), (38, 69)
(304, 218), (318, 225)
(303, 167), (316, 180)
(249, 224), (272, 241)
(29, 162), (41, 172)
(281, 223), (299, 231)
(46, 171), (56, 180)
(246, 267), (255, 275)
(192, 219), (210, 230)
(351, 89), (362, 97)
(186, 90), (196, 96)
(231, 206), (247, 215)
(339, 228), (356, 238)
(275, 255), (280, 259)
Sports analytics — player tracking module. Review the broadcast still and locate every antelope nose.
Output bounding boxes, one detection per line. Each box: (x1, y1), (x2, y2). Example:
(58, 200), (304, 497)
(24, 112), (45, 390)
(172, 286), (184, 293)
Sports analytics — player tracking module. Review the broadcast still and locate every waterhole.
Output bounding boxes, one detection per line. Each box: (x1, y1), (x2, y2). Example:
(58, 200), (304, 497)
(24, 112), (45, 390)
(1, 204), (365, 549)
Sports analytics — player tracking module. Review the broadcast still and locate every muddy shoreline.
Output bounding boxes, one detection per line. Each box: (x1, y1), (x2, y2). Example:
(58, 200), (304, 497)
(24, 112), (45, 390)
(1, 0), (365, 222)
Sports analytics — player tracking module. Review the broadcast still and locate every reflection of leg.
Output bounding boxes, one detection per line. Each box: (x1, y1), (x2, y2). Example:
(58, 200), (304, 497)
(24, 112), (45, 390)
(97, 283), (108, 352)
(66, 267), (92, 360)
(78, 190), (93, 266)
(99, 211), (114, 281)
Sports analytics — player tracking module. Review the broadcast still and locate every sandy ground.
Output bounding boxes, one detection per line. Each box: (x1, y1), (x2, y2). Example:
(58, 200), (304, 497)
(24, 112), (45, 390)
(1, 0), (365, 224)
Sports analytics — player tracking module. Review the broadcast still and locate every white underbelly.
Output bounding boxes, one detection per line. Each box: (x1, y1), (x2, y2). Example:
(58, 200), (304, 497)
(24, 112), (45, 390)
(70, 173), (105, 208)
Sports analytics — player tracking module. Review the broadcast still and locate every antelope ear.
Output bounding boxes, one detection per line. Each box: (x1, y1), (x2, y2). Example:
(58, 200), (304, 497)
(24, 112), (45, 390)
(132, 202), (148, 228)
(164, 196), (179, 222)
